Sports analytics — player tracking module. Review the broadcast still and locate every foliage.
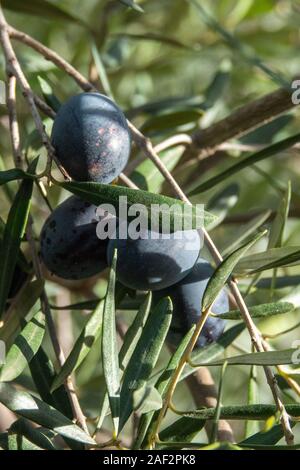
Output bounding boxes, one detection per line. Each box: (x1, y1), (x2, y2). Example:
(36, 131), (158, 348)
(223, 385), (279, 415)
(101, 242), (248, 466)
(0, 0), (300, 451)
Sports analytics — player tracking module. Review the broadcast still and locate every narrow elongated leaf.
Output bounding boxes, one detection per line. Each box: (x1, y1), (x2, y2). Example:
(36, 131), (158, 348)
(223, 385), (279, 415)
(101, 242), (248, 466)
(102, 251), (120, 435)
(0, 311), (45, 382)
(235, 246), (300, 274)
(0, 160), (36, 317)
(203, 348), (297, 366)
(115, 32), (190, 50)
(202, 231), (266, 311)
(0, 383), (95, 445)
(133, 384), (162, 414)
(182, 403), (300, 420)
(119, 292), (152, 369)
(141, 110), (202, 134)
(257, 275), (300, 289)
(245, 365), (259, 438)
(131, 147), (183, 193)
(0, 168), (35, 186)
(0, 432), (41, 450)
(203, 59), (232, 109)
(91, 42), (114, 99)
(29, 347), (73, 420)
(60, 181), (217, 231)
(51, 300), (104, 392)
(0, 279), (43, 344)
(239, 443), (300, 450)
(136, 327), (195, 449)
(240, 423), (294, 446)
(120, 298), (173, 431)
(2, 0), (84, 24)
(212, 302), (294, 320)
(118, 0), (144, 12)
(37, 76), (61, 112)
(188, 133), (300, 195)
(222, 210), (271, 256)
(268, 182), (291, 249)
(159, 417), (205, 444)
(10, 419), (56, 450)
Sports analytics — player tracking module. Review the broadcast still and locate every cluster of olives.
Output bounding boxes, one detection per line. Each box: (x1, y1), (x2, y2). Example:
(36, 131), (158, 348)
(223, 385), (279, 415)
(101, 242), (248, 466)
(40, 93), (228, 348)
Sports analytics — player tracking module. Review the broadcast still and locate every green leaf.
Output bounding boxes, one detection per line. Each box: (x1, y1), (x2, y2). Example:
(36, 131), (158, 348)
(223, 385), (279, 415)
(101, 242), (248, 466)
(210, 361), (227, 443)
(60, 181), (217, 231)
(202, 230), (266, 311)
(118, 0), (144, 13)
(181, 403), (300, 420)
(234, 246), (300, 275)
(133, 384), (162, 414)
(222, 210), (271, 256)
(188, 133), (300, 195)
(239, 442), (300, 450)
(2, 0), (84, 24)
(37, 76), (61, 112)
(120, 297), (173, 431)
(203, 348), (298, 366)
(159, 416), (205, 444)
(119, 292), (152, 369)
(29, 347), (73, 420)
(0, 432), (41, 450)
(102, 250), (120, 435)
(0, 311), (45, 382)
(0, 382), (95, 445)
(268, 182), (291, 249)
(245, 365), (259, 438)
(131, 147), (183, 193)
(141, 109), (202, 134)
(136, 327), (195, 449)
(91, 42), (114, 99)
(9, 419), (56, 450)
(115, 32), (190, 50)
(0, 279), (44, 344)
(212, 301), (294, 320)
(203, 59), (232, 109)
(240, 423), (294, 446)
(0, 162), (36, 317)
(51, 299), (104, 392)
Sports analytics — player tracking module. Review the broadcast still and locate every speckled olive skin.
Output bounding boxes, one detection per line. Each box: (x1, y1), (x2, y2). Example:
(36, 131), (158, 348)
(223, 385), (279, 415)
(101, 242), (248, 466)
(154, 258), (228, 348)
(40, 196), (108, 280)
(107, 228), (200, 291)
(51, 93), (131, 183)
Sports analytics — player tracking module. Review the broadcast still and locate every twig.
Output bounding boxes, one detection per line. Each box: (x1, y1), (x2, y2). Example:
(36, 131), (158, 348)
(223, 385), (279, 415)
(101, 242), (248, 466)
(184, 86), (297, 159)
(0, 8), (69, 179)
(124, 134), (192, 175)
(118, 173), (139, 190)
(8, 25), (95, 92)
(6, 74), (22, 169)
